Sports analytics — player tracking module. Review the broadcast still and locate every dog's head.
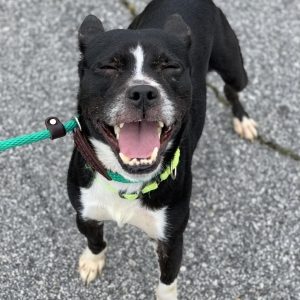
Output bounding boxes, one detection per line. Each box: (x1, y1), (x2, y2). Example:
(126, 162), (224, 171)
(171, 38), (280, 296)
(77, 14), (192, 180)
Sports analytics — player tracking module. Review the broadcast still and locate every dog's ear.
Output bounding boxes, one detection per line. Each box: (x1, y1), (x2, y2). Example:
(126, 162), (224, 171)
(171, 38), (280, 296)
(164, 14), (191, 48)
(78, 15), (104, 52)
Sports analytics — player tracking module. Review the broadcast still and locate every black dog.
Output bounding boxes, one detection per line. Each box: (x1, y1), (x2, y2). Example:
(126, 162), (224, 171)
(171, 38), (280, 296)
(67, 0), (257, 298)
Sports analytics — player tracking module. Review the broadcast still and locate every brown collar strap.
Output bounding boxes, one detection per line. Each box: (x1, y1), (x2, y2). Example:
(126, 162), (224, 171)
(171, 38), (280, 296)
(73, 129), (112, 181)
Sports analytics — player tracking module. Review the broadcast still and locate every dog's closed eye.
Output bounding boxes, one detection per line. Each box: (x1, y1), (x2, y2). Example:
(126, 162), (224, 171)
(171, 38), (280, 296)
(161, 63), (181, 70)
(94, 63), (119, 75)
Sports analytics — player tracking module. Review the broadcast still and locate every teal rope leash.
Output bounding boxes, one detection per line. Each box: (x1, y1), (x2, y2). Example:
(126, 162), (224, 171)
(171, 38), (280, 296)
(0, 118), (78, 152)
(0, 116), (137, 184)
(0, 115), (181, 192)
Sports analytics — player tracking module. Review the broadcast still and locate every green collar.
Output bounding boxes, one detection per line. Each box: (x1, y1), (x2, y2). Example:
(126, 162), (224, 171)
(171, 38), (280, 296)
(107, 170), (142, 183)
(98, 148), (180, 200)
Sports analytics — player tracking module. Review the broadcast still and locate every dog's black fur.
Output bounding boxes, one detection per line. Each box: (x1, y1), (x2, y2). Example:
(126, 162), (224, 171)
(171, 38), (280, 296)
(67, 0), (249, 293)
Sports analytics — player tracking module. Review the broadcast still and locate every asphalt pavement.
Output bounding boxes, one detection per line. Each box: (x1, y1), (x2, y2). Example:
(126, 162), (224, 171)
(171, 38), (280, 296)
(0, 0), (299, 299)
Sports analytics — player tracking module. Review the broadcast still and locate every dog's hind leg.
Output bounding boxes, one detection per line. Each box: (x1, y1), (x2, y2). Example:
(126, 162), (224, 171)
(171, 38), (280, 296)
(76, 215), (107, 285)
(209, 8), (258, 141)
(224, 84), (257, 141)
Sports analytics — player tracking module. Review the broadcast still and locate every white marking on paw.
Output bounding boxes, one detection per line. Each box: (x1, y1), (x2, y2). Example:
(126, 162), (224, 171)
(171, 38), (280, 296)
(78, 247), (106, 285)
(156, 280), (178, 300)
(233, 116), (258, 141)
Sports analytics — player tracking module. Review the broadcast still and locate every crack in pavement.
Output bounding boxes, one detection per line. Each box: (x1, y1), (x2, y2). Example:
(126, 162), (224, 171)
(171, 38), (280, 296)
(121, 0), (137, 17)
(207, 82), (300, 162)
(121, 1), (300, 163)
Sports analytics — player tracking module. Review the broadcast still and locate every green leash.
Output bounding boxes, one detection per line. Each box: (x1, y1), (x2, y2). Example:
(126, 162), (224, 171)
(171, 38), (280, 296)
(0, 117), (180, 194)
(0, 118), (78, 152)
(0, 116), (135, 184)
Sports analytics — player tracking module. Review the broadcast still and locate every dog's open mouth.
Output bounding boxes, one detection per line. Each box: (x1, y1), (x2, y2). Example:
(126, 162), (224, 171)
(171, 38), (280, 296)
(100, 120), (174, 170)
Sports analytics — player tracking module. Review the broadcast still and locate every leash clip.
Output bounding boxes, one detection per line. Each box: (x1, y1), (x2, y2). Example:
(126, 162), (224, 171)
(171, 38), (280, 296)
(73, 116), (82, 131)
(45, 117), (66, 140)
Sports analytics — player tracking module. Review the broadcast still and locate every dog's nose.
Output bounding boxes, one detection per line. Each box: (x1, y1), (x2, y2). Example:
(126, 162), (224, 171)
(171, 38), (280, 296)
(127, 85), (159, 108)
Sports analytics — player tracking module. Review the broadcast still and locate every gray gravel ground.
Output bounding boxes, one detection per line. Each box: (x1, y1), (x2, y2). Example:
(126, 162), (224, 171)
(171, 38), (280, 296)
(0, 0), (299, 299)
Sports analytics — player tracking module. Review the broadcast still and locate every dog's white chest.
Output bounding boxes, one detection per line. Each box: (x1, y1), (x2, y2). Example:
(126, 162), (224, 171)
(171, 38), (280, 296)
(80, 175), (166, 240)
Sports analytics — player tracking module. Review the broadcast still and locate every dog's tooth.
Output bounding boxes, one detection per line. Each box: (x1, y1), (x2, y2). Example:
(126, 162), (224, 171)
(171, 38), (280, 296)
(139, 158), (149, 165)
(158, 121), (164, 128)
(157, 127), (162, 138)
(119, 152), (131, 164)
(128, 160), (134, 166)
(114, 125), (120, 139)
(129, 158), (138, 166)
(151, 147), (159, 161)
(119, 123), (124, 129)
(147, 158), (153, 165)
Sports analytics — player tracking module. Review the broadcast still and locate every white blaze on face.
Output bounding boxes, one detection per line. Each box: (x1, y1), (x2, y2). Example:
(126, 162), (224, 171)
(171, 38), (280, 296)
(131, 44), (144, 80)
(129, 44), (175, 125)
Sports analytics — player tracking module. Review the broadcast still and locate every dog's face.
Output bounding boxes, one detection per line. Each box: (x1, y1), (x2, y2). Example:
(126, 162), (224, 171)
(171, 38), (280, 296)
(78, 15), (192, 177)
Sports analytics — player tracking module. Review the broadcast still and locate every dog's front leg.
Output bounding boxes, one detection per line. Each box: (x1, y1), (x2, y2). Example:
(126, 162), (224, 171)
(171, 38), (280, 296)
(156, 235), (183, 300)
(76, 215), (107, 285)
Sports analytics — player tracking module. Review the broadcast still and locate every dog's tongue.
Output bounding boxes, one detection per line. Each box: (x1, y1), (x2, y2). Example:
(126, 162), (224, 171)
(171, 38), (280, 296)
(118, 121), (160, 159)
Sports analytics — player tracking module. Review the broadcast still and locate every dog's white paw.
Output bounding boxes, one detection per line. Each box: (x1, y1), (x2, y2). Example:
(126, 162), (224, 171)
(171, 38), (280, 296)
(233, 116), (258, 141)
(78, 247), (106, 285)
(156, 280), (178, 300)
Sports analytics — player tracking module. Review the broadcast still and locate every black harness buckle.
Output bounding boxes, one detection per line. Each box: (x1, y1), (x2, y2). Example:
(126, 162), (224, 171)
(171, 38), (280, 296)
(45, 117), (66, 140)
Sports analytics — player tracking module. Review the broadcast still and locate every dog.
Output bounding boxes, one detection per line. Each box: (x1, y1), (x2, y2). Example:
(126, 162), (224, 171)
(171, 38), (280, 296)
(67, 0), (257, 298)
